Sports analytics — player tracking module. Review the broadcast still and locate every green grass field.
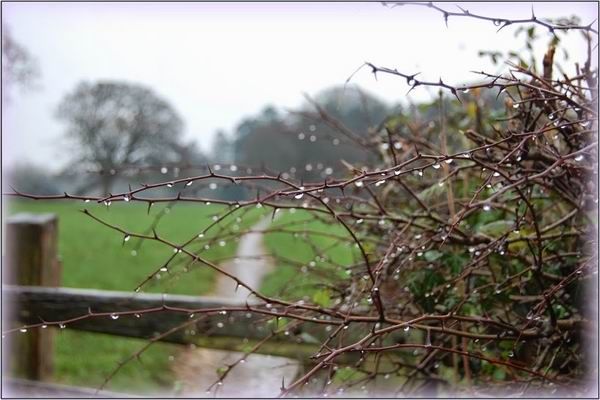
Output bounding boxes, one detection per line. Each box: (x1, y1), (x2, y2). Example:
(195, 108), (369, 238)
(6, 199), (263, 394)
(260, 209), (359, 303)
(6, 200), (359, 393)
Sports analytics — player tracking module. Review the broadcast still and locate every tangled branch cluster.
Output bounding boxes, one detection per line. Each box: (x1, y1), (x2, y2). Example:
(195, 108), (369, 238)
(4, 5), (598, 398)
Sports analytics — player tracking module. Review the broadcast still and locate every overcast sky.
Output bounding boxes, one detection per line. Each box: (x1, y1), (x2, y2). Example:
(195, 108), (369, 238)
(2, 2), (597, 172)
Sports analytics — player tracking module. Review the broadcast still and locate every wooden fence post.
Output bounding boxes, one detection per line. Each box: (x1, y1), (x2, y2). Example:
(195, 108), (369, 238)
(3, 213), (61, 381)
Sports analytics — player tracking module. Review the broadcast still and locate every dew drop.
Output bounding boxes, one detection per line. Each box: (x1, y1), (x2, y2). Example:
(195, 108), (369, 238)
(493, 172), (500, 177)
(59, 324), (66, 329)
(160, 267), (168, 272)
(161, 167), (168, 174)
(217, 322), (224, 328)
(375, 180), (386, 187)
(574, 155), (584, 162)
(186, 181), (193, 187)
(294, 193), (304, 199)
(19, 328), (27, 333)
(483, 204), (492, 212)
(355, 181), (364, 187)
(209, 183), (218, 190)
(41, 324), (48, 329)
(432, 163), (441, 169)
(110, 313), (119, 320)
(403, 326), (410, 332)
(123, 195), (130, 202)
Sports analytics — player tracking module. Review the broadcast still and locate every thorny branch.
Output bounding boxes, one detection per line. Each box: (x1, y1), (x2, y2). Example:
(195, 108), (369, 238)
(3, 5), (598, 397)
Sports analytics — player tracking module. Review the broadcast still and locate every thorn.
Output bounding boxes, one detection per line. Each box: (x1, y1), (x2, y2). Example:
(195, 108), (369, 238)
(587, 19), (597, 30)
(443, 13), (448, 28)
(207, 164), (213, 175)
(495, 86), (505, 101)
(147, 202), (153, 215)
(152, 228), (158, 239)
(531, 5), (536, 20)
(406, 83), (418, 96)
(450, 88), (462, 104)
(280, 376), (286, 391)
(370, 64), (377, 80)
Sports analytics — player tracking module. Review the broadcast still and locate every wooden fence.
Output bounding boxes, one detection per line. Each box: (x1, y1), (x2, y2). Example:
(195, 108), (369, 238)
(1, 213), (356, 397)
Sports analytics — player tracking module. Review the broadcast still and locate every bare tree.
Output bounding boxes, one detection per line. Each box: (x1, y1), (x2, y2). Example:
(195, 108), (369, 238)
(56, 81), (185, 194)
(1, 23), (40, 102)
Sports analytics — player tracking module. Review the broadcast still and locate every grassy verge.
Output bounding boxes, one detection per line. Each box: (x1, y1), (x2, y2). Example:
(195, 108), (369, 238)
(6, 199), (263, 393)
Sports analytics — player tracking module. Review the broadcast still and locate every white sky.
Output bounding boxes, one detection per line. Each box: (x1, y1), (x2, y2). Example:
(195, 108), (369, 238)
(2, 2), (597, 172)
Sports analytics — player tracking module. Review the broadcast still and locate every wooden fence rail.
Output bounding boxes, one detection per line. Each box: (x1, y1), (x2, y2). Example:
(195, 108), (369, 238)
(2, 284), (343, 359)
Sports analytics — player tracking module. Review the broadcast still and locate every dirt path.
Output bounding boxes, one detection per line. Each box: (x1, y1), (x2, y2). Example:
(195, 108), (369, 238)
(171, 218), (300, 397)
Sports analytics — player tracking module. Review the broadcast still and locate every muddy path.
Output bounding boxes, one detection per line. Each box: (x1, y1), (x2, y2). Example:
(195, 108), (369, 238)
(171, 218), (300, 397)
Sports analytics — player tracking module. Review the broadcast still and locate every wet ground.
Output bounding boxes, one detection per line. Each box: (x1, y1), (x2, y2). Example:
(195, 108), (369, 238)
(172, 218), (300, 397)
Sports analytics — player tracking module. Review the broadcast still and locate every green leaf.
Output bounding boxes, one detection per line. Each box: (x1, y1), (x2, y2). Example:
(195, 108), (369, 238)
(298, 332), (320, 345)
(478, 220), (513, 238)
(312, 289), (332, 307)
(424, 250), (443, 262)
(493, 367), (506, 381)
